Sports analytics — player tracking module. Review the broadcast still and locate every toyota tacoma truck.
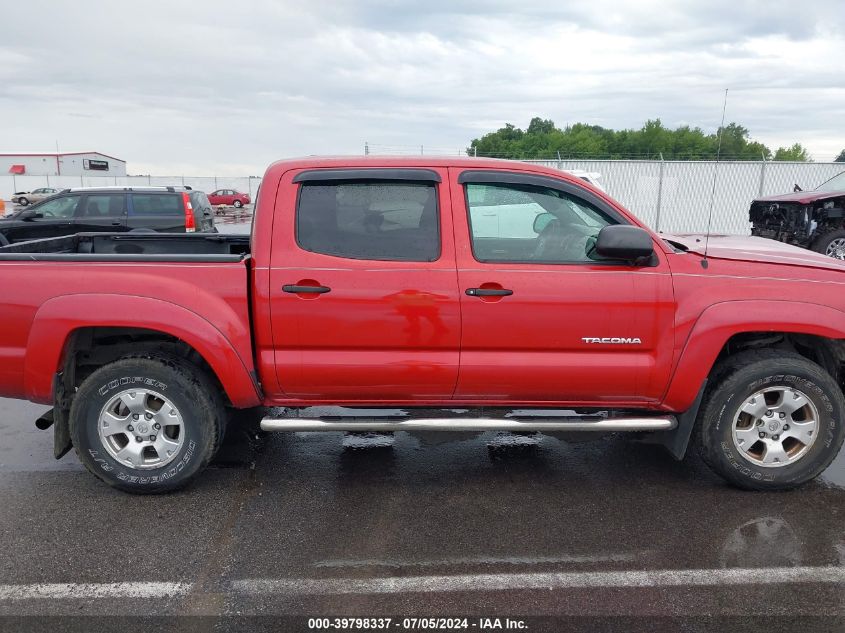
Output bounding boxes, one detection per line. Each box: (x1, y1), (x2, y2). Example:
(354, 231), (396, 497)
(2, 157), (845, 494)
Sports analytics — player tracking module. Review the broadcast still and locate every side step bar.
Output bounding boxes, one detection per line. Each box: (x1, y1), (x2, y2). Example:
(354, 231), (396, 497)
(260, 416), (676, 433)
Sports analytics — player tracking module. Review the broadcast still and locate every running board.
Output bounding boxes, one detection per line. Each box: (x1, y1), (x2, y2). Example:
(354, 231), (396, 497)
(259, 416), (676, 433)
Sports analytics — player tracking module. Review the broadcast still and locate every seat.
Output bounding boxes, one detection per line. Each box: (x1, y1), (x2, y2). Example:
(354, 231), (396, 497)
(87, 200), (106, 217)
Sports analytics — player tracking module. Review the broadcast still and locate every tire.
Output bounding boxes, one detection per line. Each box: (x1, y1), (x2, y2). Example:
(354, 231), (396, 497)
(233, 200), (243, 208)
(694, 349), (845, 491)
(811, 229), (845, 260)
(18, 197), (29, 207)
(69, 355), (225, 494)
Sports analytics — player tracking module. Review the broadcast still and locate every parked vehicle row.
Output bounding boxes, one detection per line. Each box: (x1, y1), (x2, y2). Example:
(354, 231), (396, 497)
(0, 186), (215, 244)
(6, 187), (251, 211)
(2, 156), (845, 495)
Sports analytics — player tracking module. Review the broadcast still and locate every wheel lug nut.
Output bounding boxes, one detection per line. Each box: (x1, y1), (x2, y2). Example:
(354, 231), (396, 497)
(773, 434), (780, 440)
(783, 424), (790, 431)
(779, 413), (785, 419)
(759, 432), (766, 438)
(149, 435), (156, 442)
(765, 410), (773, 417)
(135, 436), (142, 443)
(127, 425), (134, 432)
(153, 423), (161, 430)
(145, 413), (152, 420)
(132, 414), (140, 420)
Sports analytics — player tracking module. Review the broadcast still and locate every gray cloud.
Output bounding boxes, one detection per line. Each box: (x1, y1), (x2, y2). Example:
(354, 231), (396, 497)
(0, 0), (843, 174)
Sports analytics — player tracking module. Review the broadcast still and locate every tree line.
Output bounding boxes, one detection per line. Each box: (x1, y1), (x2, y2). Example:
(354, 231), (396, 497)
(467, 117), (835, 162)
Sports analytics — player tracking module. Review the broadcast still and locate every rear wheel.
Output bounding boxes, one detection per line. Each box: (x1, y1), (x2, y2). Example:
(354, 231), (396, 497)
(811, 229), (845, 260)
(233, 200), (243, 208)
(17, 197), (29, 206)
(694, 349), (845, 490)
(69, 355), (224, 494)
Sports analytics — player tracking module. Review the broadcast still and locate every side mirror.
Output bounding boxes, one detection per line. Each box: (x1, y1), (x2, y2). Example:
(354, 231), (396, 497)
(595, 225), (654, 262)
(20, 210), (39, 221)
(533, 212), (555, 234)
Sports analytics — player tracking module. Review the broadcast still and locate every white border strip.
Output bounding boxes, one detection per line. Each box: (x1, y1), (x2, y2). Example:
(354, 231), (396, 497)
(232, 566), (845, 596)
(0, 581), (192, 601)
(1, 567), (844, 601)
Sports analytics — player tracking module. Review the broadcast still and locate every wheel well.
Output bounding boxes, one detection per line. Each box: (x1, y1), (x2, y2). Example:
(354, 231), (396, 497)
(59, 327), (229, 405)
(715, 332), (845, 390)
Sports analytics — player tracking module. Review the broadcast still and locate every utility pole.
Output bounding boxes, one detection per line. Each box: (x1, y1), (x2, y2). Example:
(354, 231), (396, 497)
(364, 141), (369, 156)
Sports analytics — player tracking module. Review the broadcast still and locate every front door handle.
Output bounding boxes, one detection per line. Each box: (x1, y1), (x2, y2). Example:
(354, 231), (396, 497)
(466, 287), (513, 297)
(283, 284), (331, 294)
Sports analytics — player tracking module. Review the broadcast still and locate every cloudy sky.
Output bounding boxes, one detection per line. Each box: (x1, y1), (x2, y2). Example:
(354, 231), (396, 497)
(1, 0), (843, 174)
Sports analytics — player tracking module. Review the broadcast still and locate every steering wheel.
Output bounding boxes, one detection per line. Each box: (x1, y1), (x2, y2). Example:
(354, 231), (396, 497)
(532, 220), (578, 260)
(41, 210), (56, 218)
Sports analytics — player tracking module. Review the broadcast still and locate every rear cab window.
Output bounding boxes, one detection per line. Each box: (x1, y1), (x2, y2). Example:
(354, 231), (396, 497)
(295, 178), (440, 262)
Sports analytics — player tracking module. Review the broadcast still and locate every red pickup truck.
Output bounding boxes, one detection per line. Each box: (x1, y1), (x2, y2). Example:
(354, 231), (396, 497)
(2, 157), (845, 494)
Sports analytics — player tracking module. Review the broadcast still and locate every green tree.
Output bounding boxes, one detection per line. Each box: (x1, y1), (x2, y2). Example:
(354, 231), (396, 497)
(835, 149), (845, 162)
(773, 143), (811, 162)
(467, 117), (810, 162)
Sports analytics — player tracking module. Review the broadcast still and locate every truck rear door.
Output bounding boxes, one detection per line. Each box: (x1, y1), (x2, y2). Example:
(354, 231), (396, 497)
(449, 168), (675, 405)
(268, 167), (460, 401)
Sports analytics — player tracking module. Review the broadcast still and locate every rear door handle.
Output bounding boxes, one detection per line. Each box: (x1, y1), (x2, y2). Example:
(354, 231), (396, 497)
(466, 288), (513, 297)
(283, 284), (331, 294)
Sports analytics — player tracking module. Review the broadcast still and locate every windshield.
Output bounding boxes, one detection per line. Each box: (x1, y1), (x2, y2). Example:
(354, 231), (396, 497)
(816, 171), (845, 193)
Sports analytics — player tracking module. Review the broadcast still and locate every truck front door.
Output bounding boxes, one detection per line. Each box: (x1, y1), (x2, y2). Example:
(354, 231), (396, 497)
(269, 168), (460, 401)
(450, 169), (675, 405)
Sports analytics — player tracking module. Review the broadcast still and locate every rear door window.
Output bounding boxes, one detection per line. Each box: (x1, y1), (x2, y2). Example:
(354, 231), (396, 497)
(296, 180), (440, 261)
(79, 194), (126, 218)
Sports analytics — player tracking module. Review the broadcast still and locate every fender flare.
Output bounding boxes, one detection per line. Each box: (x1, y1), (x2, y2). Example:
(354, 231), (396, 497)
(23, 294), (262, 408)
(662, 300), (845, 412)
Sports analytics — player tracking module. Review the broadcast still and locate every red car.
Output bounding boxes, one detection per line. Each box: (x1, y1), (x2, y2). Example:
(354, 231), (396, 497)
(207, 188), (250, 208)
(2, 156), (845, 494)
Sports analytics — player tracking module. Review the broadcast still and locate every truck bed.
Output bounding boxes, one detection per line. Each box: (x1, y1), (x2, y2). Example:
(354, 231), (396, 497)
(0, 232), (251, 261)
(0, 232), (255, 404)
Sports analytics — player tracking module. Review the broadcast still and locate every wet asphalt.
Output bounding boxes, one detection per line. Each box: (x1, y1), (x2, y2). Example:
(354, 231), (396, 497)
(1, 394), (844, 631)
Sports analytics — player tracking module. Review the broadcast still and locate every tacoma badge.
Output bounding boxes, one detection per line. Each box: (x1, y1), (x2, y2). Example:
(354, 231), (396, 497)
(582, 337), (643, 344)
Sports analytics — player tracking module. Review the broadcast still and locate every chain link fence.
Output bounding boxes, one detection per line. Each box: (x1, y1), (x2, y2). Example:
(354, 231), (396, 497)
(3, 161), (843, 235)
(526, 160), (845, 234)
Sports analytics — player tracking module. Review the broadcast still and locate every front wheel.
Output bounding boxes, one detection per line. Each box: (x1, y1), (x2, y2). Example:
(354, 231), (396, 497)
(811, 229), (845, 260)
(17, 197), (29, 206)
(694, 349), (845, 490)
(69, 355), (224, 494)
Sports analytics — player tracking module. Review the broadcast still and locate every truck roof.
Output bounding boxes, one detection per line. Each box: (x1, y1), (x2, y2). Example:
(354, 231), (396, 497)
(265, 156), (578, 182)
